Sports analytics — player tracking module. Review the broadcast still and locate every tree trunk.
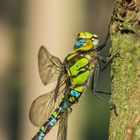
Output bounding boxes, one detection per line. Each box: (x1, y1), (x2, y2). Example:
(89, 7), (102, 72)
(109, 0), (140, 140)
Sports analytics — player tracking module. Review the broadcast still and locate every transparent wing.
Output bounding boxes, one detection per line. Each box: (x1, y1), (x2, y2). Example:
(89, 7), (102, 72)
(38, 45), (62, 85)
(29, 73), (67, 127)
(57, 87), (71, 140)
(53, 70), (67, 102)
(57, 110), (68, 140)
(29, 90), (55, 127)
(30, 46), (70, 128)
(57, 106), (73, 140)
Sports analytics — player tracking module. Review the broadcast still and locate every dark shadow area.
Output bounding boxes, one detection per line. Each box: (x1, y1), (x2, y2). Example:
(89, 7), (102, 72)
(81, 0), (114, 139)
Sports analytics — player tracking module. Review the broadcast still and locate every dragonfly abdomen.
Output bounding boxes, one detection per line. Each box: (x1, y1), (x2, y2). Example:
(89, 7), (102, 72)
(32, 88), (82, 140)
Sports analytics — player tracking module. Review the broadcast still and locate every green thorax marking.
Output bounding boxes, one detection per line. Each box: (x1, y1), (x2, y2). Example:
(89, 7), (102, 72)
(65, 52), (91, 85)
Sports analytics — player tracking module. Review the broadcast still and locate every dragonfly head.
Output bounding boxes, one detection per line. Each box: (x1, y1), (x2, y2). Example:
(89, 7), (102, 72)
(74, 32), (99, 51)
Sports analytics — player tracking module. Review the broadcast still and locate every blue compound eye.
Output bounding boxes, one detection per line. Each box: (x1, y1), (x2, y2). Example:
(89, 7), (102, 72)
(75, 39), (85, 48)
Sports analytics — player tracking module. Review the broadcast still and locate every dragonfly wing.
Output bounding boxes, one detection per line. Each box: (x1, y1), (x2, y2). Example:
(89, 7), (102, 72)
(30, 46), (68, 128)
(57, 110), (68, 140)
(53, 70), (67, 102)
(38, 45), (62, 85)
(29, 74), (67, 127)
(57, 107), (72, 140)
(29, 90), (55, 127)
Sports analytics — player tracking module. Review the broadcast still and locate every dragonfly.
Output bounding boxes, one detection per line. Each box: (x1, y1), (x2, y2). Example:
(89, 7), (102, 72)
(29, 32), (117, 140)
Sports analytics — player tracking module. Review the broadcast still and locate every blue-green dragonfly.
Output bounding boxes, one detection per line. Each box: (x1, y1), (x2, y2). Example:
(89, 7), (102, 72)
(29, 32), (117, 140)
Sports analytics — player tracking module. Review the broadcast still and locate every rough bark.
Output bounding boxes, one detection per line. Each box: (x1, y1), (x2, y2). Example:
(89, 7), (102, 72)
(109, 0), (140, 140)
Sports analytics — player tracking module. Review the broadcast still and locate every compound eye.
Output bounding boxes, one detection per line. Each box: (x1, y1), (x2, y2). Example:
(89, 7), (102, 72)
(90, 36), (99, 46)
(93, 39), (99, 46)
(75, 39), (85, 48)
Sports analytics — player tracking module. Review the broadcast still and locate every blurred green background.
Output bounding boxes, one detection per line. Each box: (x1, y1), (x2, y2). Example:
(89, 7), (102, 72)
(0, 0), (114, 140)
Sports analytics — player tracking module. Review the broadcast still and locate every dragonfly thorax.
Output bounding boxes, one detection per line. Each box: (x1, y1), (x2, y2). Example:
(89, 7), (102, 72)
(64, 52), (92, 87)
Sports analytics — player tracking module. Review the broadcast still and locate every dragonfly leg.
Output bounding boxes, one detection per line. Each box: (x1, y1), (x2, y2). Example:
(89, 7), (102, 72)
(92, 66), (118, 116)
(91, 66), (111, 95)
(99, 53), (119, 72)
(93, 90), (111, 95)
(93, 89), (118, 116)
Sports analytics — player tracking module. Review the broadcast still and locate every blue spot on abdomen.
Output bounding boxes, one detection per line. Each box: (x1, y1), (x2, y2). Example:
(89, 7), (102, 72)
(49, 118), (57, 126)
(70, 90), (81, 98)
